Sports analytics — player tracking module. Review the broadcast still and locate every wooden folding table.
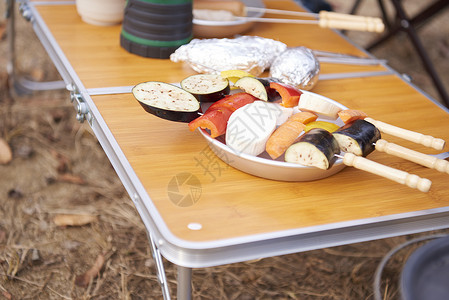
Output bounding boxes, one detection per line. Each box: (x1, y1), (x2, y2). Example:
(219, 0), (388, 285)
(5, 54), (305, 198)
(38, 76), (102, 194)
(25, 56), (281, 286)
(9, 1), (449, 299)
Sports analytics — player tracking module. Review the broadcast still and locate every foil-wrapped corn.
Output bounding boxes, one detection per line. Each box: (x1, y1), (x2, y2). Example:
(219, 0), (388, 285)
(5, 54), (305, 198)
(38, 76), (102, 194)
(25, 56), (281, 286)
(269, 47), (320, 90)
(170, 36), (287, 76)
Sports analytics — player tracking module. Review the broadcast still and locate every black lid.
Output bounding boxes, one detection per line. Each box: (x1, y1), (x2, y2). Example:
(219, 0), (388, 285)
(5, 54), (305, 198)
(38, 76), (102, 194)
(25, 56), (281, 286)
(123, 15), (192, 36)
(126, 0), (192, 15)
(124, 6), (193, 25)
(122, 23), (192, 41)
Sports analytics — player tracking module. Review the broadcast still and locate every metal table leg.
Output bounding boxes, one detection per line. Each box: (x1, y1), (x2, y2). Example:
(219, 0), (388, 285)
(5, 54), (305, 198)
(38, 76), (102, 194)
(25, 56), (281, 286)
(376, 0), (391, 29)
(6, 0), (15, 76)
(385, 0), (449, 108)
(349, 0), (449, 107)
(177, 266), (192, 300)
(148, 233), (172, 300)
(6, 0), (66, 95)
(148, 231), (194, 300)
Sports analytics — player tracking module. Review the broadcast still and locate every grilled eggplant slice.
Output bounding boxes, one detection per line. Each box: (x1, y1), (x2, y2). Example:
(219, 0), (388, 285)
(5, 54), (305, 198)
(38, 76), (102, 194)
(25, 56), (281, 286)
(180, 74), (230, 103)
(132, 81), (200, 123)
(285, 128), (340, 170)
(333, 119), (381, 157)
(234, 77), (280, 101)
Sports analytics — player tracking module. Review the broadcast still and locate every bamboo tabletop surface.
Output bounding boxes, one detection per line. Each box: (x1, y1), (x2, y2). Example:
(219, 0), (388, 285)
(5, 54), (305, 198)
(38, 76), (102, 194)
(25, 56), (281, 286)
(34, 1), (449, 244)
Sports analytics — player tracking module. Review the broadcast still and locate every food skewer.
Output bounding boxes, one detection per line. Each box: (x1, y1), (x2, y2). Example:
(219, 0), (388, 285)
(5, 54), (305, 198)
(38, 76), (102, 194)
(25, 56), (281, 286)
(193, 0), (384, 32)
(333, 119), (449, 175)
(285, 128), (431, 192)
(364, 117), (446, 151)
(337, 110), (446, 151)
(267, 109), (448, 176)
(236, 15), (384, 33)
(244, 6), (378, 23)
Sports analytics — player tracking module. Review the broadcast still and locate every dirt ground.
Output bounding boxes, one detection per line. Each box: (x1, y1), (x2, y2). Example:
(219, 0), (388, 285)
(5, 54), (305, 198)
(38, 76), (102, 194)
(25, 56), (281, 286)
(0, 1), (448, 299)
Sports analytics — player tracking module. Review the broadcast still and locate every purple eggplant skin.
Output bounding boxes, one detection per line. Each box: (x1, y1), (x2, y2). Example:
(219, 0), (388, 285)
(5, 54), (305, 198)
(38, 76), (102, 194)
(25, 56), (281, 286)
(194, 87), (230, 103)
(300, 128), (340, 166)
(333, 119), (381, 157)
(133, 81), (202, 123)
(257, 77), (281, 102)
(286, 128), (340, 169)
(180, 74), (231, 103)
(137, 101), (201, 123)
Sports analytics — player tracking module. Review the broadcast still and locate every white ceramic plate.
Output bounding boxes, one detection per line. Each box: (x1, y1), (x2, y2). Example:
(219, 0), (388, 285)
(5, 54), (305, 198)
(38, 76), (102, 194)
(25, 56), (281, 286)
(199, 91), (348, 181)
(193, 0), (265, 38)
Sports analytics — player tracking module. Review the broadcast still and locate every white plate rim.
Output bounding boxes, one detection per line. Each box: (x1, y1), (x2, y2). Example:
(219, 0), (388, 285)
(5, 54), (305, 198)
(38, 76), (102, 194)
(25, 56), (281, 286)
(199, 90), (349, 172)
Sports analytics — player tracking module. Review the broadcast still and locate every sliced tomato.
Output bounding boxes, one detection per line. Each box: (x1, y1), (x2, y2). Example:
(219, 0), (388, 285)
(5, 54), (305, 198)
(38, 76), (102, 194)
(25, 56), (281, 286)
(269, 82), (302, 108)
(188, 108), (233, 138)
(206, 92), (258, 113)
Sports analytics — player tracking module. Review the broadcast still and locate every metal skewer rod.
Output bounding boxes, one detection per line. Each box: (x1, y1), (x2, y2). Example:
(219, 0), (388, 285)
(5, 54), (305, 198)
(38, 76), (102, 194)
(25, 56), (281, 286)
(313, 50), (366, 58)
(319, 70), (393, 80)
(235, 16), (319, 24)
(313, 50), (388, 65)
(245, 6), (319, 18)
(317, 56), (387, 65)
(430, 151), (449, 160)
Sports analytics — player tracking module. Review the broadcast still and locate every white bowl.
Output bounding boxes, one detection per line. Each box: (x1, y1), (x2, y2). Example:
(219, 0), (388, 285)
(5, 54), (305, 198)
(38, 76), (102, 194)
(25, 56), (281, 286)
(199, 91), (348, 181)
(193, 0), (265, 38)
(76, 0), (125, 26)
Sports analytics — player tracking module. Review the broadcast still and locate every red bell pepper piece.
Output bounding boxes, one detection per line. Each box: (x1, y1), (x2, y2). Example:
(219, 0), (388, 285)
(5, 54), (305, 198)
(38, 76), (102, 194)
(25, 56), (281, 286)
(206, 92), (258, 113)
(188, 92), (257, 138)
(188, 108), (233, 138)
(269, 82), (302, 108)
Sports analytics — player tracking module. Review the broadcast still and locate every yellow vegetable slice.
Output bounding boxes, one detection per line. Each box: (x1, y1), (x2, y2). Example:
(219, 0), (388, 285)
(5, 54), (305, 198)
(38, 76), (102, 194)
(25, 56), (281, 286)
(220, 70), (254, 84)
(304, 121), (340, 133)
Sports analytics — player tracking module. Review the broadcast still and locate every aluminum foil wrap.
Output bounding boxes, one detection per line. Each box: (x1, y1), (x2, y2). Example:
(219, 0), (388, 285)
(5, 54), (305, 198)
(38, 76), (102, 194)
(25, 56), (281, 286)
(170, 36), (287, 76)
(269, 47), (320, 90)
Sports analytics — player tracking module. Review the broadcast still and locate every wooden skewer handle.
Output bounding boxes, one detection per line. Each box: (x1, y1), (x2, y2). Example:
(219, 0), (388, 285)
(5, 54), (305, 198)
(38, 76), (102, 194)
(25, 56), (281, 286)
(375, 139), (449, 174)
(365, 117), (446, 151)
(319, 11), (384, 33)
(319, 11), (380, 22)
(342, 153), (432, 192)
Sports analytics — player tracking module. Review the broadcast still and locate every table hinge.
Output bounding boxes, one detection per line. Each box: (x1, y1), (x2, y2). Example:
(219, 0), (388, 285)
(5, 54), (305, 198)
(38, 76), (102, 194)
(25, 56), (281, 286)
(69, 86), (93, 125)
(18, 1), (33, 22)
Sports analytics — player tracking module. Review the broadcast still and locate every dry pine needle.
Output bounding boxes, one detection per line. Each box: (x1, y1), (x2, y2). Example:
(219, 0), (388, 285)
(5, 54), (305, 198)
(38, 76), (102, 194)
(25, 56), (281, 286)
(0, 138), (12, 165)
(53, 214), (97, 227)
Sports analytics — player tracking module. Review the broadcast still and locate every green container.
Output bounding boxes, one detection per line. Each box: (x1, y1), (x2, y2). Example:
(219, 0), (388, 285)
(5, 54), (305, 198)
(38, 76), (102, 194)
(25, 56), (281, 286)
(120, 0), (193, 59)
